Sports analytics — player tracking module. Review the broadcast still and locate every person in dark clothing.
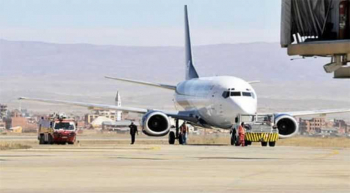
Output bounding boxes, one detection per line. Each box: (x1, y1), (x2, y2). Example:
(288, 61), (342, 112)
(230, 126), (237, 145)
(129, 122), (138, 144)
(180, 123), (188, 145)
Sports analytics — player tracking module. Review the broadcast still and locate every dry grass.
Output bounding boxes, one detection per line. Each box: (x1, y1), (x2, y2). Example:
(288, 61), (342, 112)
(1, 133), (349, 148)
(277, 136), (350, 148)
(1, 131), (37, 136)
(0, 142), (32, 150)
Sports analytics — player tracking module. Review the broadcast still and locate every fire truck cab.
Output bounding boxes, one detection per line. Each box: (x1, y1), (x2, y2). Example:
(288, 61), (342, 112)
(52, 119), (77, 144)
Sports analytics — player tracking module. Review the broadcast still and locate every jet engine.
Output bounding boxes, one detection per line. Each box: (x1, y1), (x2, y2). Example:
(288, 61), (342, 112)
(142, 111), (170, 136)
(275, 114), (299, 138)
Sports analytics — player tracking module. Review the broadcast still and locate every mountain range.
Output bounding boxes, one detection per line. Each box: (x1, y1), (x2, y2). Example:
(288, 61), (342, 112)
(0, 39), (349, 120)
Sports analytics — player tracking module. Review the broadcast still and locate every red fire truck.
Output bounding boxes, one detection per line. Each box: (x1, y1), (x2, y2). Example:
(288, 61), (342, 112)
(38, 115), (77, 145)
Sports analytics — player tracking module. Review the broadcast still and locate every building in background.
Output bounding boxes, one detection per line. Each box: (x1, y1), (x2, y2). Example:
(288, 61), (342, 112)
(9, 109), (37, 133)
(334, 119), (350, 133)
(320, 127), (339, 136)
(300, 117), (326, 134)
(299, 117), (349, 136)
(11, 109), (30, 118)
(0, 120), (6, 131)
(0, 104), (8, 119)
(85, 110), (118, 124)
(85, 92), (126, 124)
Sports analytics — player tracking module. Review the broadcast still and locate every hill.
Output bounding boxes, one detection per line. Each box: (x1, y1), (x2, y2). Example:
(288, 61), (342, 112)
(0, 39), (349, 119)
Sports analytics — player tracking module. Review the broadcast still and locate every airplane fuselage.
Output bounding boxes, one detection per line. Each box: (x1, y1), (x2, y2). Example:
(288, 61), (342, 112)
(174, 76), (257, 129)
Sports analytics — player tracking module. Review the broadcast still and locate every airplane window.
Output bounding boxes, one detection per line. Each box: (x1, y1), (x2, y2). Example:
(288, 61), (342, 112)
(230, 92), (241, 96)
(251, 92), (255, 99)
(222, 91), (229, 98)
(242, 92), (252, 97)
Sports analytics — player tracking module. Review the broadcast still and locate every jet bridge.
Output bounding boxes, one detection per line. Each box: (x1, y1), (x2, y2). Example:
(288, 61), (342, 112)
(281, 0), (350, 78)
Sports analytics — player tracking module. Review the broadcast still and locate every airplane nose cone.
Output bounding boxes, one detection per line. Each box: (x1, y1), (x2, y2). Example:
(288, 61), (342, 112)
(236, 101), (256, 114)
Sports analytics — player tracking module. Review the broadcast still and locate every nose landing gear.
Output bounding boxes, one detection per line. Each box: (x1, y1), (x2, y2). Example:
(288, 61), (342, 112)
(169, 131), (176, 144)
(168, 119), (184, 145)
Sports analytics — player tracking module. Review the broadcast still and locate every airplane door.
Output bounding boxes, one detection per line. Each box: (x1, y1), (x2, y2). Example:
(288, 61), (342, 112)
(207, 85), (223, 116)
(211, 86), (224, 115)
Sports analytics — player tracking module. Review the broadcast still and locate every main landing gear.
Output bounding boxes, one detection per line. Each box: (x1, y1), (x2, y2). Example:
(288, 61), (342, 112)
(168, 119), (184, 145)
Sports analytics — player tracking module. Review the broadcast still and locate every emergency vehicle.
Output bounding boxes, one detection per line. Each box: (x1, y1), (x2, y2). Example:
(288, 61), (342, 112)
(232, 114), (279, 147)
(38, 114), (77, 145)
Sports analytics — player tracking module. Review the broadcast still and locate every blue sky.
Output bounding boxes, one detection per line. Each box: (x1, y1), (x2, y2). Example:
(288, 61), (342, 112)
(0, 0), (281, 46)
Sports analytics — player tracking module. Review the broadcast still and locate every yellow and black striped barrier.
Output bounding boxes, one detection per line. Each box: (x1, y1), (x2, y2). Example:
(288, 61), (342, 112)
(245, 132), (279, 142)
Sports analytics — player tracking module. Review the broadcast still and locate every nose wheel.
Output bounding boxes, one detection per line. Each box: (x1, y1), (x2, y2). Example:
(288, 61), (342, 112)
(168, 131), (175, 144)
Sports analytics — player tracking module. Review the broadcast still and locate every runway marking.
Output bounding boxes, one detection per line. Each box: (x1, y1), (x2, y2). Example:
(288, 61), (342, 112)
(150, 146), (161, 150)
(315, 150), (339, 159)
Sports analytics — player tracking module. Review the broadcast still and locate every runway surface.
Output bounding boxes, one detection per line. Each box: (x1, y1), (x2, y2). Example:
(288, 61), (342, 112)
(1, 143), (349, 193)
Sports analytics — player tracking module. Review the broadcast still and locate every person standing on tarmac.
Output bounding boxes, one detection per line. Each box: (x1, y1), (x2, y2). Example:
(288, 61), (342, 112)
(180, 122), (189, 145)
(230, 125), (237, 145)
(129, 122), (138, 145)
(238, 122), (246, 147)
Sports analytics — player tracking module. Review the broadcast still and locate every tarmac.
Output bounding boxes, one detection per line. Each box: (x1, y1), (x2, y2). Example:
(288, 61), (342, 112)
(1, 141), (350, 193)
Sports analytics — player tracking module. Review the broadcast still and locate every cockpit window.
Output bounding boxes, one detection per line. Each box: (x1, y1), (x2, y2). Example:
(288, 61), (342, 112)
(223, 91), (255, 98)
(242, 92), (252, 97)
(222, 91), (229, 98)
(231, 92), (241, 96)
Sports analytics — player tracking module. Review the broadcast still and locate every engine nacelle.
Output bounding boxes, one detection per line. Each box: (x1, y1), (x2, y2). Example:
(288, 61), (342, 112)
(275, 114), (299, 139)
(142, 111), (170, 137)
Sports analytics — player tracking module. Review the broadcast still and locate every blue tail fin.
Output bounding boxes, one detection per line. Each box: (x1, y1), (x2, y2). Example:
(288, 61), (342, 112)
(184, 5), (199, 80)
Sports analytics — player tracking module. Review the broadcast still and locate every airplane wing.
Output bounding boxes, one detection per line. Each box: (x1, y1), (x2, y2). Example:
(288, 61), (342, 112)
(18, 97), (205, 125)
(166, 111), (201, 123)
(18, 97), (148, 113)
(275, 109), (350, 117)
(247, 80), (261, 84)
(105, 76), (176, 90)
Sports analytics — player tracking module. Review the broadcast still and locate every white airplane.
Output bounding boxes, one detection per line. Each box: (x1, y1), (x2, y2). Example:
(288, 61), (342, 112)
(19, 5), (350, 144)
